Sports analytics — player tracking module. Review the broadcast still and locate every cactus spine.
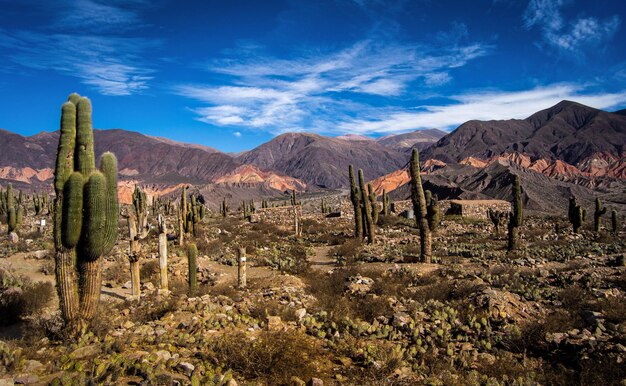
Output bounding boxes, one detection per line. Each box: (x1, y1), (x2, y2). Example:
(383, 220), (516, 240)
(568, 196), (584, 233)
(187, 243), (197, 296)
(507, 175), (523, 251)
(348, 165), (363, 239)
(593, 197), (607, 233)
(409, 148), (432, 263)
(53, 93), (119, 332)
(157, 214), (168, 292)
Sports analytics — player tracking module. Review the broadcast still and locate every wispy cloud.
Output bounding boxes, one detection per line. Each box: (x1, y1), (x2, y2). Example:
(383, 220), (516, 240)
(53, 0), (143, 32)
(524, 0), (620, 55)
(0, 0), (157, 95)
(0, 30), (156, 96)
(176, 38), (493, 133)
(337, 84), (626, 134)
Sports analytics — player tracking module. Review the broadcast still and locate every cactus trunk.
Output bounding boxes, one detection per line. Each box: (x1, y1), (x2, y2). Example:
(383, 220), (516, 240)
(188, 244), (197, 296)
(237, 247), (247, 289)
(409, 149), (432, 263)
(158, 214), (168, 292)
(507, 175), (523, 251)
(359, 170), (375, 243)
(348, 165), (363, 239)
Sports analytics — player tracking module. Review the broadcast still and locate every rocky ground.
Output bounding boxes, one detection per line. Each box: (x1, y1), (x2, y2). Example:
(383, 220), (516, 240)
(0, 203), (625, 385)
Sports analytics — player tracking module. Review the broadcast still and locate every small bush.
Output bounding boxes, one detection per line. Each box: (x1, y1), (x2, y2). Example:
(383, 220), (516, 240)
(330, 239), (363, 264)
(139, 259), (159, 284)
(208, 330), (322, 384)
(0, 270), (54, 326)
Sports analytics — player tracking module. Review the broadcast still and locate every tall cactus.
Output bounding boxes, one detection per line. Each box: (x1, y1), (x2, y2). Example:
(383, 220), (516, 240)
(53, 93), (118, 332)
(348, 165), (363, 239)
(382, 190), (390, 216)
(368, 183), (379, 225)
(132, 185), (149, 238)
(568, 196), (584, 233)
(593, 197), (607, 233)
(157, 214), (168, 292)
(611, 209), (619, 234)
(187, 243), (198, 296)
(425, 190), (440, 232)
(359, 170), (375, 243)
(409, 148), (432, 263)
(507, 175), (523, 251)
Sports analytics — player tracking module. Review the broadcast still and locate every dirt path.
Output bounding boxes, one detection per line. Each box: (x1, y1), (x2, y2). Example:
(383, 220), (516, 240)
(310, 246), (336, 271)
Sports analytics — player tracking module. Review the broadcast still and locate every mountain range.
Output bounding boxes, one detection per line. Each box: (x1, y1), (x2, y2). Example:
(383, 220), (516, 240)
(0, 100), (624, 212)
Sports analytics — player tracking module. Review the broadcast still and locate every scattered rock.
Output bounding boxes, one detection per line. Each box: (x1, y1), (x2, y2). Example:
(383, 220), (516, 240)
(70, 344), (100, 360)
(176, 361), (195, 376)
(8, 232), (19, 244)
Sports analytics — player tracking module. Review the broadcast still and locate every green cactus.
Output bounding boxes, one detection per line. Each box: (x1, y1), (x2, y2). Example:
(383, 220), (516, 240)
(128, 185), (150, 297)
(348, 165), (363, 239)
(291, 190), (297, 206)
(7, 207), (16, 234)
(568, 196), (583, 233)
(593, 197), (606, 233)
(358, 170), (375, 243)
(221, 197), (228, 217)
(425, 190), (440, 232)
(507, 175), (523, 251)
(409, 148), (432, 263)
(612, 209), (619, 234)
(53, 93), (119, 333)
(382, 190), (390, 216)
(368, 183), (379, 225)
(187, 243), (198, 296)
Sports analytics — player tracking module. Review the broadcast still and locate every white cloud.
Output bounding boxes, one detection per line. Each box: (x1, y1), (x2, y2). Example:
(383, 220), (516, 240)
(0, 31), (156, 96)
(0, 1), (157, 95)
(336, 84), (626, 134)
(233, 131), (242, 137)
(524, 0), (620, 55)
(177, 39), (493, 132)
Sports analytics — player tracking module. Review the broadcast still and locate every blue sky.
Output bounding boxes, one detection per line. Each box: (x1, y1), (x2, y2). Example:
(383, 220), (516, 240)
(1, 0), (625, 152)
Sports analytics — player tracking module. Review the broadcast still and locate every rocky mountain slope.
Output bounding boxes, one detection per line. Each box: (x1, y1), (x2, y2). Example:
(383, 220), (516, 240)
(237, 133), (408, 189)
(422, 100), (626, 166)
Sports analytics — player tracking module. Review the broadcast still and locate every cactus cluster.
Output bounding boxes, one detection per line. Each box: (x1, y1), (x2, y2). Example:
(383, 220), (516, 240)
(348, 165), (376, 243)
(290, 190), (298, 206)
(32, 193), (48, 216)
(185, 194), (205, 236)
(320, 198), (332, 214)
(507, 175), (523, 251)
(241, 200), (256, 218)
(1, 184), (23, 234)
(128, 185), (150, 297)
(568, 196), (584, 233)
(53, 93), (119, 332)
(409, 149), (432, 262)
